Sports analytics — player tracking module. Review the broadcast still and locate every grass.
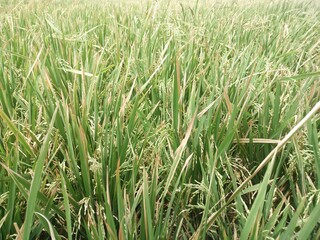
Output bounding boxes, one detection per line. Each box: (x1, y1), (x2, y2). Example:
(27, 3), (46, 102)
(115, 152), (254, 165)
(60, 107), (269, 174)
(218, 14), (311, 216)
(0, 0), (320, 239)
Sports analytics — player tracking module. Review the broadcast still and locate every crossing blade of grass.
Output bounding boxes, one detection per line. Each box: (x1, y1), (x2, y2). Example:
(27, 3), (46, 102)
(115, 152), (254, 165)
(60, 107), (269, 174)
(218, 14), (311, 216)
(161, 153), (193, 238)
(262, 200), (287, 239)
(0, 212), (9, 229)
(296, 202), (320, 240)
(156, 112), (196, 238)
(0, 162), (64, 217)
(1, 165), (63, 239)
(22, 107), (58, 239)
(162, 111), (196, 199)
(280, 197), (306, 240)
(240, 151), (278, 240)
(34, 212), (59, 240)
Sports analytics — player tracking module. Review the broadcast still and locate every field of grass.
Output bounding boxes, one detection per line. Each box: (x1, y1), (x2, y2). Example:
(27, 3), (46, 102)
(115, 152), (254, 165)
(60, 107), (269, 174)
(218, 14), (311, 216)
(0, 0), (320, 239)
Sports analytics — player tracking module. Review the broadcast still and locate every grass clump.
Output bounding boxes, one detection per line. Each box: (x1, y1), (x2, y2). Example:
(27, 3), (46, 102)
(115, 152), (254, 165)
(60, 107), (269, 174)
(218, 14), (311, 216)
(0, 0), (320, 239)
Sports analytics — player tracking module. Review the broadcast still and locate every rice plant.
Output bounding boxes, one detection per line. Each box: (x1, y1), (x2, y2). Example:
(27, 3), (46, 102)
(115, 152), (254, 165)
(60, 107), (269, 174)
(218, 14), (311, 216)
(0, 0), (319, 239)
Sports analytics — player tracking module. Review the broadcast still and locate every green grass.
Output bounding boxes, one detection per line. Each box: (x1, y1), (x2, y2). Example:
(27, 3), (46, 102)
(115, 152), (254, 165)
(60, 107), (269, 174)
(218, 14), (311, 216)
(0, 0), (320, 239)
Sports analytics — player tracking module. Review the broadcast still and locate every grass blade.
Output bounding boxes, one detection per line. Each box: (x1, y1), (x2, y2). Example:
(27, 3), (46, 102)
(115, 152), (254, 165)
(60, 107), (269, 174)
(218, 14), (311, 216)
(23, 107), (58, 239)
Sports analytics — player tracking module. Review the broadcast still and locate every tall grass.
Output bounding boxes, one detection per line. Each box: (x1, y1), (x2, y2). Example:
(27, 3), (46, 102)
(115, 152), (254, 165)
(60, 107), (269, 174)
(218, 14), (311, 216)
(0, 0), (320, 239)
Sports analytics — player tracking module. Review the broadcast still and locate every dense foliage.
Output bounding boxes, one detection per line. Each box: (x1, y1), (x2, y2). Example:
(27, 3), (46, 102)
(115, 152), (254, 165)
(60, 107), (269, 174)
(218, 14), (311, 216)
(0, 0), (319, 239)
